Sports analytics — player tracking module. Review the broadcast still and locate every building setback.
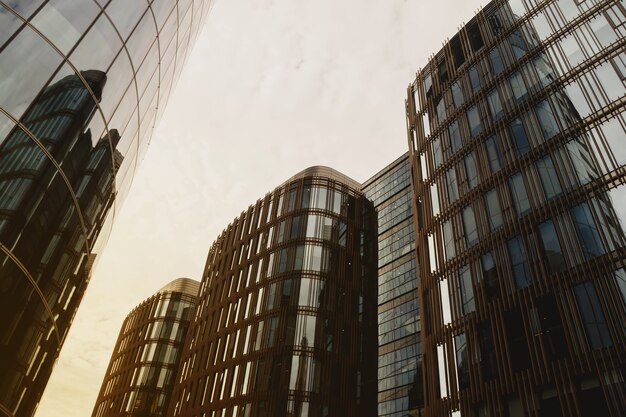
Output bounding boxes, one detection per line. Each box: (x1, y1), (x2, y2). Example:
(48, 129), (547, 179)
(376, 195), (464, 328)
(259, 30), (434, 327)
(91, 278), (199, 417)
(0, 1), (212, 416)
(362, 154), (423, 417)
(406, 0), (626, 416)
(168, 167), (378, 417)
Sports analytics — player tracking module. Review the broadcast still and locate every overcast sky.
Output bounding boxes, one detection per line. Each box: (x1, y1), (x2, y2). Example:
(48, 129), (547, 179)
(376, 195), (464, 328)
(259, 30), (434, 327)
(36, 0), (484, 415)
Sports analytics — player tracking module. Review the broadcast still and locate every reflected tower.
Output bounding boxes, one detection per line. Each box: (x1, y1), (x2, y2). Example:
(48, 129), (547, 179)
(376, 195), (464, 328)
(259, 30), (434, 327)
(168, 167), (378, 417)
(0, 1), (213, 416)
(407, 1), (626, 416)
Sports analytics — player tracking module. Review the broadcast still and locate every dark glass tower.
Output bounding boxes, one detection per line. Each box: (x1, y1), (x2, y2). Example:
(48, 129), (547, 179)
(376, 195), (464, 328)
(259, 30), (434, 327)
(362, 154), (423, 417)
(0, 1), (212, 416)
(168, 167), (378, 417)
(91, 278), (199, 417)
(407, 1), (626, 416)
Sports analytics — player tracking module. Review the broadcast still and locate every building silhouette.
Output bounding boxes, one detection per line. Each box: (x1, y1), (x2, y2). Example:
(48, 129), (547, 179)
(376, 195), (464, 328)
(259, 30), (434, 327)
(406, 0), (626, 416)
(167, 167), (378, 417)
(91, 278), (199, 417)
(0, 1), (212, 416)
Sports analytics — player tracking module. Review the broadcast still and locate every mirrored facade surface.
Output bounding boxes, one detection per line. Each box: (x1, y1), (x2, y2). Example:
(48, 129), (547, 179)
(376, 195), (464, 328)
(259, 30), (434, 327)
(169, 167), (378, 417)
(407, 0), (626, 416)
(0, 1), (212, 416)
(91, 278), (200, 417)
(362, 154), (423, 417)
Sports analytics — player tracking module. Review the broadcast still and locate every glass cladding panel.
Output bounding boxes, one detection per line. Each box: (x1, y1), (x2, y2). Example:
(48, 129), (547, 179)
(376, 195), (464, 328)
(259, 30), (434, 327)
(462, 205), (478, 246)
(126, 9), (157, 67)
(151, 0), (176, 28)
(30, 0), (99, 54)
(0, 6), (26, 47)
(449, 121), (461, 152)
(105, 0), (147, 41)
(0, 25), (63, 120)
(571, 202), (605, 260)
(99, 50), (134, 123)
(509, 71), (528, 103)
(507, 236), (531, 289)
(509, 118), (530, 155)
(509, 172), (530, 215)
(135, 42), (159, 98)
(573, 282), (612, 349)
(538, 220), (566, 273)
(536, 155), (563, 200)
(69, 14), (122, 76)
(485, 135), (502, 172)
(467, 105), (482, 136)
(458, 265), (475, 315)
(484, 189), (503, 230)
(487, 89), (503, 120)
(464, 151), (479, 189)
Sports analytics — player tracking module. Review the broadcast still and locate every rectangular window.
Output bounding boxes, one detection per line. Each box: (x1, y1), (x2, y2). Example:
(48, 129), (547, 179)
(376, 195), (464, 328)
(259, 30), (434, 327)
(571, 202), (605, 259)
(462, 205), (478, 246)
(432, 137), (443, 169)
(536, 155), (563, 200)
(449, 120), (462, 152)
(458, 265), (475, 315)
(489, 47), (504, 75)
(508, 71), (528, 102)
(538, 220), (566, 273)
(509, 172), (530, 215)
(509, 118), (530, 155)
(535, 100), (559, 140)
(487, 89), (504, 120)
(507, 235), (531, 289)
(573, 281), (612, 349)
(504, 308), (530, 371)
(485, 135), (502, 173)
(464, 151), (479, 189)
(469, 65), (481, 92)
(477, 322), (497, 379)
(454, 333), (469, 390)
(467, 105), (482, 136)
(452, 81), (464, 107)
(509, 30), (527, 59)
(481, 251), (499, 300)
(443, 220), (456, 261)
(446, 168), (459, 203)
(484, 188), (503, 230)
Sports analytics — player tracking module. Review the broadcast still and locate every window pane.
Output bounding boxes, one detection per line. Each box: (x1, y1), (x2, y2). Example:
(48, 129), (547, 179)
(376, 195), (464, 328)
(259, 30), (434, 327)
(455, 333), (469, 389)
(449, 120), (461, 152)
(452, 81), (464, 107)
(467, 105), (482, 136)
(571, 202), (605, 259)
(573, 282), (612, 349)
(485, 135), (502, 172)
(446, 168), (459, 203)
(509, 172), (530, 215)
(458, 265), (475, 315)
(509, 118), (530, 155)
(443, 220), (455, 261)
(462, 205), (478, 246)
(538, 220), (566, 272)
(507, 235), (531, 289)
(469, 65), (481, 92)
(464, 151), (479, 189)
(508, 71), (528, 102)
(489, 47), (504, 75)
(484, 189), (503, 230)
(535, 100), (559, 140)
(487, 88), (504, 120)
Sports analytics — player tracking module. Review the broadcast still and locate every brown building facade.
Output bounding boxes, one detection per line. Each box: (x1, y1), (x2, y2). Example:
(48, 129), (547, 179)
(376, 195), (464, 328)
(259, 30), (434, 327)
(168, 167), (378, 417)
(92, 278), (199, 417)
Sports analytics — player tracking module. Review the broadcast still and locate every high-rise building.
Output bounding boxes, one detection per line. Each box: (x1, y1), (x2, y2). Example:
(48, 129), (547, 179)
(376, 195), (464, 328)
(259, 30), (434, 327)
(168, 167), (378, 417)
(0, 1), (212, 416)
(362, 154), (423, 417)
(406, 0), (626, 416)
(91, 278), (199, 417)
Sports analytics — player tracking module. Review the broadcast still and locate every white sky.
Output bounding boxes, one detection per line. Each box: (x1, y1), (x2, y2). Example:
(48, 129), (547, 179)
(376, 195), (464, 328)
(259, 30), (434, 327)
(36, 0), (484, 415)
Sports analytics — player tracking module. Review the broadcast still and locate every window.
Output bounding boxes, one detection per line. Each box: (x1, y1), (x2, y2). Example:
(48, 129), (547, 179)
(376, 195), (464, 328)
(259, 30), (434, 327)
(535, 100), (559, 140)
(508, 71), (528, 102)
(509, 30), (527, 59)
(481, 252), (499, 300)
(477, 322), (497, 379)
(530, 295), (567, 360)
(484, 188), (503, 230)
(509, 172), (531, 215)
(537, 156), (563, 200)
(449, 120), (462, 152)
(457, 265), (475, 315)
(489, 47), (504, 75)
(507, 235), (531, 289)
(538, 220), (566, 273)
(469, 66), (481, 92)
(462, 205), (478, 246)
(432, 137), (443, 169)
(509, 118), (530, 155)
(571, 202), (605, 260)
(464, 151), (479, 189)
(443, 220), (455, 261)
(451, 81), (464, 107)
(487, 89), (504, 120)
(467, 105), (482, 136)
(455, 333), (469, 390)
(446, 168), (459, 203)
(573, 281), (612, 349)
(504, 308), (530, 371)
(485, 135), (502, 172)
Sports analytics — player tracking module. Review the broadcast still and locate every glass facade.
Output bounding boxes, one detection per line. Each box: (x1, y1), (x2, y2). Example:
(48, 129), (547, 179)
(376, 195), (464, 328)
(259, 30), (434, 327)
(407, 0), (626, 416)
(168, 167), (378, 417)
(362, 154), (423, 417)
(91, 278), (199, 417)
(0, 2), (212, 416)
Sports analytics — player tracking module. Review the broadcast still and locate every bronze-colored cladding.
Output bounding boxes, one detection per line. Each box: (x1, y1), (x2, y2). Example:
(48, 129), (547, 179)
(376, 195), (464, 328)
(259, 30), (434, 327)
(168, 168), (378, 417)
(406, 1), (626, 416)
(91, 278), (199, 417)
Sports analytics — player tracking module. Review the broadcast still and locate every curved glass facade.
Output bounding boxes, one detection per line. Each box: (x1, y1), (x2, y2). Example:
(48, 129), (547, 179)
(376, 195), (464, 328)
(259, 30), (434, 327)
(169, 167), (378, 417)
(0, 2), (212, 416)
(91, 278), (199, 417)
(407, 0), (626, 416)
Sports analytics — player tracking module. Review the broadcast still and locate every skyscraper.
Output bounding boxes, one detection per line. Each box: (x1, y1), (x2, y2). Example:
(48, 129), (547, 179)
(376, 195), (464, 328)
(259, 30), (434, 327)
(91, 278), (199, 417)
(406, 0), (626, 416)
(168, 167), (378, 417)
(362, 154), (423, 417)
(0, 1), (212, 416)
